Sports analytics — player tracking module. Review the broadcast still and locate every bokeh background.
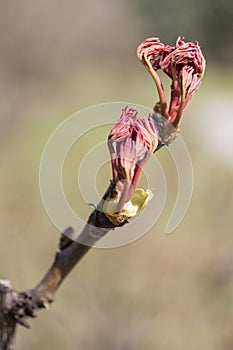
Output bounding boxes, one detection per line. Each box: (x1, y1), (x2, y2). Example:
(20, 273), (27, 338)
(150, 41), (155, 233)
(0, 1), (233, 349)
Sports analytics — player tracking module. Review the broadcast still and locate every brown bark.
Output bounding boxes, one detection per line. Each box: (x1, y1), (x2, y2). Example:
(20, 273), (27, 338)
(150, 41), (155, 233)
(0, 207), (119, 350)
(0, 280), (17, 350)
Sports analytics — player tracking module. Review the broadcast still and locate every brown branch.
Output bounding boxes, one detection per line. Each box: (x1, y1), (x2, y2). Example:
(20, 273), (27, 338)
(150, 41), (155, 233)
(0, 203), (123, 347)
(0, 112), (178, 350)
(0, 176), (130, 350)
(32, 208), (117, 308)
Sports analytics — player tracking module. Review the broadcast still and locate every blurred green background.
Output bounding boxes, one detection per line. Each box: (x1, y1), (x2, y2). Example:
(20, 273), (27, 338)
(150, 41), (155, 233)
(0, 1), (233, 349)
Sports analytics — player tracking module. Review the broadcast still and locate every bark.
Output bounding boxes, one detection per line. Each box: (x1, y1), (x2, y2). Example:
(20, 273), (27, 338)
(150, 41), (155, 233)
(0, 206), (120, 350)
(0, 111), (177, 350)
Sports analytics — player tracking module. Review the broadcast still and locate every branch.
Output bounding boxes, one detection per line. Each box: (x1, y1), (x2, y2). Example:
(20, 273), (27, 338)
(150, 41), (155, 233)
(0, 112), (178, 350)
(0, 210), (117, 349)
(32, 207), (117, 307)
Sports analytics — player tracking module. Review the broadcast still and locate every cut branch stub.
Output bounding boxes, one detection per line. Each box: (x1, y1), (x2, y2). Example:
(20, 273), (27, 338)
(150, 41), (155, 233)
(0, 280), (17, 350)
